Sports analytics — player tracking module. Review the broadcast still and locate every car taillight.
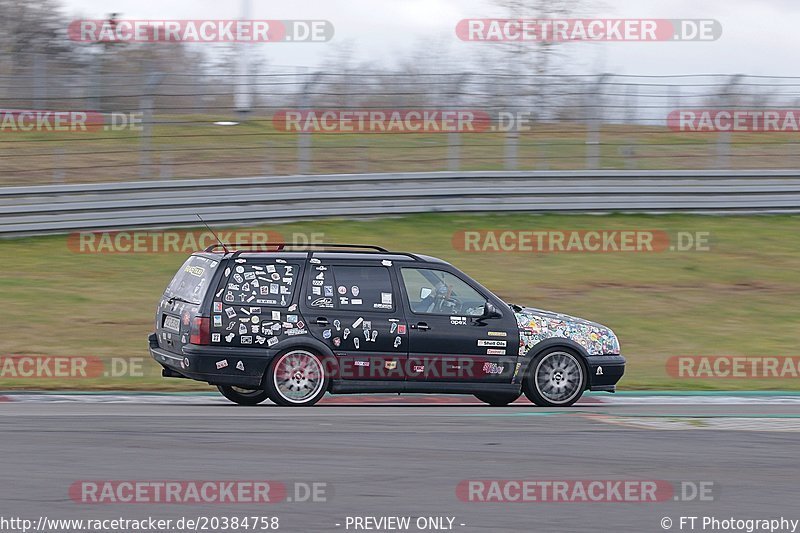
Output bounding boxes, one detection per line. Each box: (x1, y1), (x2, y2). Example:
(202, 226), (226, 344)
(190, 317), (210, 345)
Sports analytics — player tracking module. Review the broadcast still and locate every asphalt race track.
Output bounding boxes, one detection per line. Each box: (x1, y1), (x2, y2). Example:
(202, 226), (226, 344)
(1, 397), (799, 533)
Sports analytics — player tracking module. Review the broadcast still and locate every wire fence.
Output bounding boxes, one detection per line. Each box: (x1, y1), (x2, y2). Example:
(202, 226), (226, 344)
(2, 54), (800, 186)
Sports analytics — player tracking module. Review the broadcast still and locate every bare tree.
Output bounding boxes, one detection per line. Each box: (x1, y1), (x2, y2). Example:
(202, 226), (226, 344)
(488, 0), (594, 120)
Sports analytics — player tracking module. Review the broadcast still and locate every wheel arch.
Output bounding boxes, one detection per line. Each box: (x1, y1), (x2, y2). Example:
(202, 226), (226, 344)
(517, 338), (591, 390)
(262, 337), (338, 388)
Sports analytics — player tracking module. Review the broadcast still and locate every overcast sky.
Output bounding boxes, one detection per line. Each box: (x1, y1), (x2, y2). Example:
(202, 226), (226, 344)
(58, 0), (797, 76)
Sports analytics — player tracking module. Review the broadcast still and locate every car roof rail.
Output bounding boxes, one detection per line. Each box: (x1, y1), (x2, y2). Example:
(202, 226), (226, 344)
(204, 242), (388, 253)
(202, 242), (421, 261)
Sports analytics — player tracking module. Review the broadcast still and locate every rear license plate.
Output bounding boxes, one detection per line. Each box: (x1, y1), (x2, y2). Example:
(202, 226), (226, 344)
(162, 315), (181, 333)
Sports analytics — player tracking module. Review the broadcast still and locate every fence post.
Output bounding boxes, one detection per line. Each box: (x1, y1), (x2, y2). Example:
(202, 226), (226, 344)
(505, 130), (519, 170)
(53, 148), (65, 184)
(33, 51), (47, 109)
(586, 73), (608, 169)
(297, 70), (319, 175)
(139, 72), (164, 179)
(448, 74), (470, 171)
(623, 81), (638, 169)
(716, 132), (731, 169)
(715, 74), (742, 169)
(448, 68), (465, 171)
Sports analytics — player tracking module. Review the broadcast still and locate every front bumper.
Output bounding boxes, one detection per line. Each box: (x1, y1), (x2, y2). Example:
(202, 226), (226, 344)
(148, 333), (275, 388)
(586, 354), (626, 392)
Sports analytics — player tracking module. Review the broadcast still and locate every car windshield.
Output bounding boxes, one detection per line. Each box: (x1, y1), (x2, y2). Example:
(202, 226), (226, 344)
(164, 255), (219, 305)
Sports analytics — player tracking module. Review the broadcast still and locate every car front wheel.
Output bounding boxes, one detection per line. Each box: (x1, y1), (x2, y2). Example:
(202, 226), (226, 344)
(523, 348), (586, 407)
(217, 385), (271, 406)
(266, 349), (329, 407)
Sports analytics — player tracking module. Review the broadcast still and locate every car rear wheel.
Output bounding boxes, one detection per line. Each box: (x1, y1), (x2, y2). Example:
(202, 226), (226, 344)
(474, 392), (521, 406)
(266, 349), (328, 407)
(217, 385), (271, 406)
(524, 348), (586, 407)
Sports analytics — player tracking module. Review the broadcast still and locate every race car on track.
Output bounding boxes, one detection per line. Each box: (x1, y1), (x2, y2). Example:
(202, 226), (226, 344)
(149, 243), (625, 407)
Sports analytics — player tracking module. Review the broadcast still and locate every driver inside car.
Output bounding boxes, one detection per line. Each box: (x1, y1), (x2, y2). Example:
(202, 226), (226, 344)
(416, 282), (452, 313)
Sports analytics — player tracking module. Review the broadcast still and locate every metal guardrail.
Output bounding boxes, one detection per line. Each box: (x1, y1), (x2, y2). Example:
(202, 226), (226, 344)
(1, 170), (800, 236)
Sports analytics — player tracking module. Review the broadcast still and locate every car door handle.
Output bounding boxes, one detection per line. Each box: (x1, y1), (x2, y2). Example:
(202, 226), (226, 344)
(314, 317), (330, 326)
(411, 322), (430, 331)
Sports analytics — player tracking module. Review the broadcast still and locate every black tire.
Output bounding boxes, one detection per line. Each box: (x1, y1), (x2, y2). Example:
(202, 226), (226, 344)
(217, 385), (271, 406)
(474, 392), (521, 406)
(523, 348), (587, 407)
(265, 349), (329, 407)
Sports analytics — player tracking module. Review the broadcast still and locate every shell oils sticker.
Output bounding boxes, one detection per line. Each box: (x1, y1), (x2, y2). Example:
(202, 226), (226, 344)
(477, 340), (507, 347)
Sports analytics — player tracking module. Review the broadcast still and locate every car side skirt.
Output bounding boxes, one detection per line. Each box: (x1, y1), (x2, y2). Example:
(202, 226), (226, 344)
(330, 380), (522, 396)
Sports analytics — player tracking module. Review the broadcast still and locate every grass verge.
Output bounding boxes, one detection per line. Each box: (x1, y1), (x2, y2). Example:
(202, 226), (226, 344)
(0, 212), (798, 391)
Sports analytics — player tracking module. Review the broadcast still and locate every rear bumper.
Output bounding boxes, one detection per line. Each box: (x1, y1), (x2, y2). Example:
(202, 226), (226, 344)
(586, 354), (626, 392)
(148, 333), (275, 388)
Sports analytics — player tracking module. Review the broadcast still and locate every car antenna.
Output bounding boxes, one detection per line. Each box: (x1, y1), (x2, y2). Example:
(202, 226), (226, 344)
(195, 214), (230, 253)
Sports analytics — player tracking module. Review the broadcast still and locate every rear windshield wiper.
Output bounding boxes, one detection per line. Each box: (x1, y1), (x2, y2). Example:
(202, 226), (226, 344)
(165, 295), (195, 305)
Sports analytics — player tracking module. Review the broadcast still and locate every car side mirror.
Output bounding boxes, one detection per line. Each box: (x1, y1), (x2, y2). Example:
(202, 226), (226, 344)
(420, 287), (433, 300)
(478, 301), (502, 320)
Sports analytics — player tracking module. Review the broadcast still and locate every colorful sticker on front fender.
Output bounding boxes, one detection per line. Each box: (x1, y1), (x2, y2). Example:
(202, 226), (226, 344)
(515, 309), (619, 356)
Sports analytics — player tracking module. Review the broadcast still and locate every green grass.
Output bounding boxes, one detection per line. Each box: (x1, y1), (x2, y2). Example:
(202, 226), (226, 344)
(0, 212), (799, 391)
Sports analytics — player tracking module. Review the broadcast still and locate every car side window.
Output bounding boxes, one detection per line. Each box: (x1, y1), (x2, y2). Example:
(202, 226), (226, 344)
(330, 265), (395, 312)
(401, 268), (487, 316)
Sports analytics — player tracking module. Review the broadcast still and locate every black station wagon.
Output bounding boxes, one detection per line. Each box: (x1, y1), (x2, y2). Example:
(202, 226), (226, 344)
(149, 243), (625, 407)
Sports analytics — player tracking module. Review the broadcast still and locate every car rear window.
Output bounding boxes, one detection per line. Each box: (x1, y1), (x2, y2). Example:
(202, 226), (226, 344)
(164, 255), (219, 305)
